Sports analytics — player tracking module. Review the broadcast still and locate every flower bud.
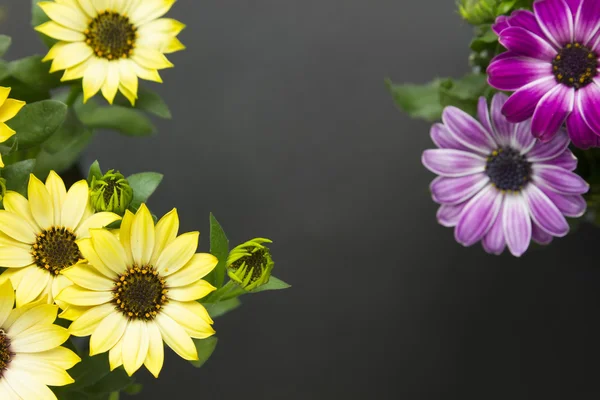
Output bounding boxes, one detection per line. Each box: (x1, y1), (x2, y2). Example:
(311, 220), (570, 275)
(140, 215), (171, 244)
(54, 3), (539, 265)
(226, 238), (274, 291)
(458, 0), (498, 25)
(89, 170), (133, 215)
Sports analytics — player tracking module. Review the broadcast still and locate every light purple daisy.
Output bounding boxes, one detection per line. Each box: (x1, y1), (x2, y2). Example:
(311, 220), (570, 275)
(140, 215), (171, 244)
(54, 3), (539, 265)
(422, 93), (589, 257)
(487, 0), (600, 149)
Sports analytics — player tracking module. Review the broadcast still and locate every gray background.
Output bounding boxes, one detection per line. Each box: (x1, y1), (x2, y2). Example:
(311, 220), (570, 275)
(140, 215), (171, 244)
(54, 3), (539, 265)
(4, 0), (600, 399)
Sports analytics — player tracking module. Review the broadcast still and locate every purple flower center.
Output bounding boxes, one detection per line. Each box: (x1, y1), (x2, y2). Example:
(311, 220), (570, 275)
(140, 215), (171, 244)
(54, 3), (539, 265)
(485, 148), (531, 191)
(552, 43), (597, 89)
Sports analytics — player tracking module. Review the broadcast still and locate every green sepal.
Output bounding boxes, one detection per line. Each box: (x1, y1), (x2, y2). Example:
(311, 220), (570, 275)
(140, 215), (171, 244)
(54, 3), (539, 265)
(5, 100), (68, 150)
(88, 160), (103, 185)
(190, 337), (218, 368)
(203, 297), (241, 318)
(205, 213), (229, 288)
(2, 159), (36, 196)
(126, 172), (163, 209)
(114, 87), (172, 119)
(31, 0), (58, 48)
(74, 98), (156, 136)
(385, 78), (444, 122)
(0, 35), (11, 58)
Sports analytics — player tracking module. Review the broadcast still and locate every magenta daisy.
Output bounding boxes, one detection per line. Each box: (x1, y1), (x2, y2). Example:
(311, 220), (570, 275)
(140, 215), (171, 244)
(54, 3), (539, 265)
(487, 0), (600, 148)
(422, 94), (589, 257)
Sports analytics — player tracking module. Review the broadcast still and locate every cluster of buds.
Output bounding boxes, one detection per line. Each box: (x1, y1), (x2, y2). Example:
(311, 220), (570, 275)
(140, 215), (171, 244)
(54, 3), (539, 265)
(89, 169), (133, 215)
(226, 238), (274, 291)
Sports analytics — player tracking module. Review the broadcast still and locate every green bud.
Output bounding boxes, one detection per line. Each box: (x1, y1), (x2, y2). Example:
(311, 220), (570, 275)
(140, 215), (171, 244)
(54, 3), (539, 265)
(226, 238), (274, 291)
(89, 170), (133, 215)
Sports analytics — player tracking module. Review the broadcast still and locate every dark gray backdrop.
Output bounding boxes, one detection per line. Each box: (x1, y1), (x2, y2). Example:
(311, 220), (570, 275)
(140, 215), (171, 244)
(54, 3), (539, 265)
(4, 1), (600, 399)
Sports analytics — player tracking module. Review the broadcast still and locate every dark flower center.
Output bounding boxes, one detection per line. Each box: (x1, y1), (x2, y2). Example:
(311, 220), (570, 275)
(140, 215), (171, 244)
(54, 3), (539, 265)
(32, 227), (83, 275)
(229, 249), (268, 283)
(103, 179), (118, 204)
(112, 266), (167, 320)
(553, 42), (598, 89)
(485, 148), (531, 191)
(0, 330), (12, 376)
(85, 11), (137, 60)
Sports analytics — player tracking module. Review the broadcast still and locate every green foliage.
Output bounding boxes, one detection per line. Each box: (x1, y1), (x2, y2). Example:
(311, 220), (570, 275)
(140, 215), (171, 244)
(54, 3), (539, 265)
(206, 213), (229, 288)
(251, 276), (292, 293)
(75, 99), (156, 136)
(190, 337), (218, 368)
(114, 87), (172, 119)
(5, 100), (67, 150)
(0, 56), (62, 103)
(31, 0), (57, 48)
(203, 297), (242, 318)
(127, 172), (163, 209)
(1, 159), (35, 196)
(458, 0), (535, 25)
(0, 35), (11, 58)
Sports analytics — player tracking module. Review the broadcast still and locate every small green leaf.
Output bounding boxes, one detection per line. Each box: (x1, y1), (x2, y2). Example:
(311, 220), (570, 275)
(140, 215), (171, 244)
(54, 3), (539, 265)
(190, 337), (218, 368)
(31, 0), (58, 48)
(127, 172), (163, 208)
(2, 159), (36, 196)
(75, 100), (156, 136)
(251, 276), (291, 293)
(203, 297), (241, 318)
(62, 353), (111, 391)
(8, 55), (62, 92)
(5, 100), (68, 149)
(439, 73), (491, 116)
(115, 87), (172, 119)
(0, 35), (12, 58)
(385, 78), (444, 122)
(206, 213), (229, 288)
(87, 160), (103, 184)
(86, 367), (133, 394)
(0, 60), (10, 81)
(123, 383), (143, 395)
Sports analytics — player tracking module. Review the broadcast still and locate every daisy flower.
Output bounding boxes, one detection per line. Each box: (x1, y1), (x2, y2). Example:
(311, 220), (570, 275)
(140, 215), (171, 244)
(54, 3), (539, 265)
(0, 281), (80, 399)
(57, 204), (218, 377)
(0, 172), (121, 307)
(0, 87), (25, 168)
(35, 0), (185, 104)
(422, 93), (589, 257)
(488, 0), (600, 148)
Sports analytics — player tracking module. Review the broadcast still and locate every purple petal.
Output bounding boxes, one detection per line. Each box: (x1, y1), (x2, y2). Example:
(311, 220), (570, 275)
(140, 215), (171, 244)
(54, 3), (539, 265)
(538, 185), (587, 217)
(482, 206), (506, 255)
(499, 27), (558, 61)
(532, 164), (589, 194)
(511, 119), (537, 154)
(477, 97), (495, 142)
(523, 183), (569, 237)
(576, 81), (600, 137)
(430, 123), (470, 151)
(430, 174), (490, 205)
(527, 128), (570, 161)
(532, 221), (554, 244)
(543, 150), (577, 170)
(487, 56), (553, 91)
(437, 203), (466, 228)
(566, 90), (600, 149)
(454, 185), (504, 247)
(507, 10), (547, 40)
(493, 16), (510, 35)
(531, 84), (574, 142)
(502, 77), (558, 123)
(565, 0), (582, 15)
(422, 149), (486, 178)
(490, 93), (513, 145)
(574, 0), (600, 45)
(442, 107), (496, 154)
(502, 194), (532, 257)
(534, 0), (574, 47)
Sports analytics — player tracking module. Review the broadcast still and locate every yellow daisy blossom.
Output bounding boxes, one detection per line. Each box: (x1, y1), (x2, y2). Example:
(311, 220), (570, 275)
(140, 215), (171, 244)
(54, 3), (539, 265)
(35, 0), (185, 104)
(0, 281), (80, 399)
(57, 204), (218, 377)
(0, 172), (121, 307)
(0, 87), (25, 168)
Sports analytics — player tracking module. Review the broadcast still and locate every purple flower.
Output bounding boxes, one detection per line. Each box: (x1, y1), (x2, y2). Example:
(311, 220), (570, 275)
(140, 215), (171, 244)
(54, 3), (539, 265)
(422, 94), (589, 257)
(487, 0), (600, 149)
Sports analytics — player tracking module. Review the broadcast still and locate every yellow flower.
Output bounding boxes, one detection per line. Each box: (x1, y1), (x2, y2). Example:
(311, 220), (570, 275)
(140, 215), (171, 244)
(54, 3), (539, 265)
(0, 281), (80, 399)
(0, 172), (121, 307)
(0, 87), (25, 168)
(35, 0), (185, 105)
(57, 204), (217, 377)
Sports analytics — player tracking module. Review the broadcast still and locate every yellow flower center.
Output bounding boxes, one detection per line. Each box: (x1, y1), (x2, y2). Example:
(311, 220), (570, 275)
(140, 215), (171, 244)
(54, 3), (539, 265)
(31, 227), (83, 275)
(85, 10), (137, 60)
(0, 329), (12, 375)
(113, 266), (168, 320)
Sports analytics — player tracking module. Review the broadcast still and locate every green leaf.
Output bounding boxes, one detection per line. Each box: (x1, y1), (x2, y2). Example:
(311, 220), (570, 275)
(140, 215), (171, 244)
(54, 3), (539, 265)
(75, 100), (156, 136)
(0, 35), (11, 58)
(86, 367), (133, 394)
(385, 78), (444, 122)
(31, 0), (58, 48)
(115, 87), (172, 119)
(127, 172), (163, 208)
(0, 61), (10, 82)
(62, 353), (111, 391)
(206, 213), (229, 288)
(88, 160), (103, 184)
(5, 100), (67, 149)
(123, 383), (143, 395)
(203, 297), (241, 318)
(470, 26), (498, 52)
(8, 55), (62, 92)
(439, 73), (491, 116)
(190, 337), (218, 368)
(251, 276), (291, 293)
(2, 159), (36, 196)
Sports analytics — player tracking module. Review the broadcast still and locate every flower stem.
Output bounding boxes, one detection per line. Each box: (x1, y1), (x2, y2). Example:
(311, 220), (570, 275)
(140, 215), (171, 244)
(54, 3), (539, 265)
(65, 85), (81, 107)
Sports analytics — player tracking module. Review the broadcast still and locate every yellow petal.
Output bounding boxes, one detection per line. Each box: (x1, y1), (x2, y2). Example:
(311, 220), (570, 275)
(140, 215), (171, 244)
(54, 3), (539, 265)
(11, 358), (74, 386)
(144, 321), (164, 377)
(150, 208), (178, 266)
(119, 210), (135, 266)
(28, 174), (54, 230)
(89, 229), (128, 275)
(51, 275), (72, 305)
(61, 180), (89, 230)
(0, 122), (16, 144)
(62, 265), (113, 291)
(122, 319), (149, 376)
(131, 46), (173, 69)
(0, 247), (34, 268)
(155, 231), (199, 275)
(35, 21), (85, 41)
(3, 368), (58, 400)
(131, 203), (155, 267)
(162, 301), (215, 339)
(167, 280), (216, 302)
(10, 324), (69, 352)
(117, 59), (139, 98)
(93, 0), (112, 13)
(130, 62), (163, 83)
(101, 61), (120, 104)
(165, 253), (217, 285)
(2, 191), (39, 232)
(0, 280), (14, 326)
(44, 171), (67, 227)
(130, 0), (176, 26)
(61, 57), (93, 82)
(0, 87), (11, 107)
(118, 83), (138, 106)
(163, 37), (185, 54)
(155, 313), (198, 361)
(75, 212), (121, 239)
(90, 312), (127, 355)
(0, 211), (36, 243)
(50, 42), (94, 73)
(109, 335), (123, 370)
(38, 1), (88, 31)
(58, 304), (88, 321)
(137, 18), (186, 36)
(6, 304), (58, 337)
(68, 303), (114, 336)
(82, 58), (108, 103)
(76, 0), (97, 18)
(0, 99), (25, 123)
(76, 238), (119, 278)
(15, 266), (49, 307)
(56, 285), (112, 306)
(33, 346), (81, 369)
